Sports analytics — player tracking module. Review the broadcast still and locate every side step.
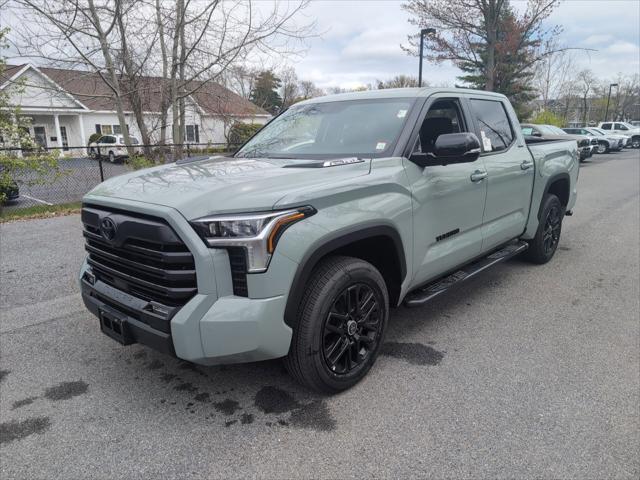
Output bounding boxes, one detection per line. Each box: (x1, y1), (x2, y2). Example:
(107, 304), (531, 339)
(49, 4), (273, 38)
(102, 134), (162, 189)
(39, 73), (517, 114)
(403, 241), (529, 308)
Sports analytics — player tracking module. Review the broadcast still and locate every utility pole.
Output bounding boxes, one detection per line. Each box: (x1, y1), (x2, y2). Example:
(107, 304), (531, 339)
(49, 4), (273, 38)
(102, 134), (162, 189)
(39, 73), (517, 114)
(418, 28), (436, 87)
(604, 83), (618, 122)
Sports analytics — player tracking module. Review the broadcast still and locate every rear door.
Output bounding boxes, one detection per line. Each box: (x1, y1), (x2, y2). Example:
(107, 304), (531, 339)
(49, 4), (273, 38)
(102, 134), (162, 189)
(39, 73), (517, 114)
(403, 95), (488, 287)
(467, 96), (534, 251)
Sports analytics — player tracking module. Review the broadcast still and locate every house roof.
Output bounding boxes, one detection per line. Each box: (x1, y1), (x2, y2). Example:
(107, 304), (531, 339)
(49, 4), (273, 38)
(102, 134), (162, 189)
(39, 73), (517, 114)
(1, 64), (270, 117)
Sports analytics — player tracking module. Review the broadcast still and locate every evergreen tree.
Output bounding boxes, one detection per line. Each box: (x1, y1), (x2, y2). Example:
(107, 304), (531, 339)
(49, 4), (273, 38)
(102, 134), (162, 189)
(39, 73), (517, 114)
(250, 71), (283, 115)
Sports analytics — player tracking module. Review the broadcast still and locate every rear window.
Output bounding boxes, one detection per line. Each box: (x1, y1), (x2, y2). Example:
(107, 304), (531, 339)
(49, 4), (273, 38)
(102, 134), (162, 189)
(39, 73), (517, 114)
(601, 123), (612, 130)
(469, 99), (514, 152)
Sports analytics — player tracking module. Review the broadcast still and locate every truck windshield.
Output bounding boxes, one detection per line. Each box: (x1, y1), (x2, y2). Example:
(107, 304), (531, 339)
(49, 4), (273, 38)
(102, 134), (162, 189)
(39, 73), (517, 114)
(235, 98), (415, 159)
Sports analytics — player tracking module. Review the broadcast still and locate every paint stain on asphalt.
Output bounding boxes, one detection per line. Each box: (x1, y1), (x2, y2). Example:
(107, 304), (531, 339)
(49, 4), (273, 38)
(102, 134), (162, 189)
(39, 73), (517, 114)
(194, 392), (211, 403)
(214, 399), (241, 416)
(146, 360), (164, 370)
(0, 417), (51, 445)
(0, 370), (9, 383)
(289, 400), (336, 431)
(225, 420), (237, 427)
(174, 382), (197, 393)
(44, 381), (89, 401)
(254, 386), (301, 414)
(133, 351), (147, 359)
(240, 413), (254, 425)
(381, 342), (445, 366)
(12, 396), (39, 410)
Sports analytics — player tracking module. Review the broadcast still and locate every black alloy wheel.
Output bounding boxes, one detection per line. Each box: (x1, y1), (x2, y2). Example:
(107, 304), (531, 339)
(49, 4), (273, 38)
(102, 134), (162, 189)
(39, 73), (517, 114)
(542, 203), (562, 256)
(322, 283), (382, 375)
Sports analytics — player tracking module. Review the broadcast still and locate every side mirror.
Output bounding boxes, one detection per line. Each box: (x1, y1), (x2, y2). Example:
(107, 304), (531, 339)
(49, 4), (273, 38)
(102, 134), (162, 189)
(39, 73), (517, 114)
(532, 131), (542, 137)
(410, 132), (481, 167)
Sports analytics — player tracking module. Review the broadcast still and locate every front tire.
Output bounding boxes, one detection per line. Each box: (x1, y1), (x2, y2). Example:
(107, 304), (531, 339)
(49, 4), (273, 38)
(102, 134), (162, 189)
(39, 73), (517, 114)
(631, 136), (640, 149)
(524, 193), (564, 264)
(284, 256), (389, 394)
(108, 151), (116, 163)
(597, 142), (609, 154)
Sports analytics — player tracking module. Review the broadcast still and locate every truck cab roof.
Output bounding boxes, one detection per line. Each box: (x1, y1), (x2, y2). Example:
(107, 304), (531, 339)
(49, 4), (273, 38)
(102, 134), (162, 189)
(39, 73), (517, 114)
(295, 87), (508, 105)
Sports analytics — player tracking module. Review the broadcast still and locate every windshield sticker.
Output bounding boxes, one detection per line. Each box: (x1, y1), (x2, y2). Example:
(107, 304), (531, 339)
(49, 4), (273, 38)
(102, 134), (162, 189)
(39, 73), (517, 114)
(375, 142), (387, 150)
(480, 130), (492, 151)
(397, 109), (407, 118)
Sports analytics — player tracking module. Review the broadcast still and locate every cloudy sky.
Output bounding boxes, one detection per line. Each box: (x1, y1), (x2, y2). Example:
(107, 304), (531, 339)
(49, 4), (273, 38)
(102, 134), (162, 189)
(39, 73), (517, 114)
(288, 0), (640, 89)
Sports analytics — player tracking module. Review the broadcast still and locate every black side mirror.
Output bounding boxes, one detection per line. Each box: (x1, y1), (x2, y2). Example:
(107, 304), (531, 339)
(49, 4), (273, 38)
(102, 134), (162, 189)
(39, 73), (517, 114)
(532, 131), (542, 137)
(410, 132), (481, 167)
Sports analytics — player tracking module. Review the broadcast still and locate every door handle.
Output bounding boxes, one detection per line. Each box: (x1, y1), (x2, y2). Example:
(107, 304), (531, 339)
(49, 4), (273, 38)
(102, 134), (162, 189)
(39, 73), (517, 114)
(470, 170), (487, 182)
(521, 160), (534, 170)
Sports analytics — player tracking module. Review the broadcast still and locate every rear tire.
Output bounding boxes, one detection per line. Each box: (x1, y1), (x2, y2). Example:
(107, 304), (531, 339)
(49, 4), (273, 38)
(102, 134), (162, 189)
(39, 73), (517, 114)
(109, 151), (116, 163)
(284, 255), (389, 394)
(524, 193), (564, 264)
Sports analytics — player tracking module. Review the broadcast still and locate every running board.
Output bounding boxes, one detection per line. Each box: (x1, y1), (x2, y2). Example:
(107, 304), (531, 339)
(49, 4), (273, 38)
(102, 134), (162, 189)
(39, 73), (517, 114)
(403, 241), (529, 308)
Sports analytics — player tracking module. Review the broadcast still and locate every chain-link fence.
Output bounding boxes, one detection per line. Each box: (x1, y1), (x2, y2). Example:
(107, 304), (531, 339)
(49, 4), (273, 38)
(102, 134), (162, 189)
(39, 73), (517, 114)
(1, 143), (238, 211)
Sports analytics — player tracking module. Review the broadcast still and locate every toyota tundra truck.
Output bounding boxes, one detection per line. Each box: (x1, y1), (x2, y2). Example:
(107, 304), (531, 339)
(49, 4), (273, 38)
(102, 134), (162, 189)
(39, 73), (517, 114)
(79, 88), (578, 393)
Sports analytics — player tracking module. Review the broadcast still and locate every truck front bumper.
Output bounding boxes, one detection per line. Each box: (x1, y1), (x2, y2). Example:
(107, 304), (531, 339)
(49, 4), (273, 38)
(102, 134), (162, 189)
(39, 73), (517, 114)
(80, 260), (292, 364)
(78, 196), (293, 366)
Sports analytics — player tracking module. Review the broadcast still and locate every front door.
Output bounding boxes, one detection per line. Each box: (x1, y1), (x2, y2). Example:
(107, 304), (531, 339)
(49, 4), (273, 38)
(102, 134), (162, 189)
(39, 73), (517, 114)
(467, 97), (534, 251)
(404, 96), (488, 287)
(33, 126), (47, 149)
(60, 126), (69, 151)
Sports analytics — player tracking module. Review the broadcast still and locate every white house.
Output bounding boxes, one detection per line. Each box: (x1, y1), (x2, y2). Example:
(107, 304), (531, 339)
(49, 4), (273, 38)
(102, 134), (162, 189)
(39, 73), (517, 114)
(0, 63), (271, 153)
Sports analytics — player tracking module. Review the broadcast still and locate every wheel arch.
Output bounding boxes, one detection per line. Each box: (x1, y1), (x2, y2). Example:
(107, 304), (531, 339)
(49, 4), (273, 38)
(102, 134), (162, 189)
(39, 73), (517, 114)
(283, 224), (407, 329)
(539, 173), (570, 219)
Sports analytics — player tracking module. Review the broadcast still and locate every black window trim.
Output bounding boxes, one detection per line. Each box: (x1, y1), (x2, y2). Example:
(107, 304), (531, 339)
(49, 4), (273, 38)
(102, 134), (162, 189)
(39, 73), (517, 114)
(467, 96), (517, 157)
(400, 94), (473, 160)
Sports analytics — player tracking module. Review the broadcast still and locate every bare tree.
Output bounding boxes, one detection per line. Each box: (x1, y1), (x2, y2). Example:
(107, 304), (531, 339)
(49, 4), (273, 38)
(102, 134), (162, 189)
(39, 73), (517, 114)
(576, 69), (596, 125)
(534, 38), (575, 111)
(377, 75), (419, 89)
(298, 80), (323, 100)
(279, 66), (299, 108)
(12, 0), (137, 155)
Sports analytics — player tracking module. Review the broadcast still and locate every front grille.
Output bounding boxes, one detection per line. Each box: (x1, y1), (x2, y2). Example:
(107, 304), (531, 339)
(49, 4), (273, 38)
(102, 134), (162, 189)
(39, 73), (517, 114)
(227, 247), (248, 297)
(82, 205), (197, 307)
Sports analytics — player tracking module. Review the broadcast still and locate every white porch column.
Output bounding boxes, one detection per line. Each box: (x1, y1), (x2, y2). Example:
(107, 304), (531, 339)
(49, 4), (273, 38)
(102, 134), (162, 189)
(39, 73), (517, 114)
(77, 115), (86, 148)
(53, 113), (63, 149)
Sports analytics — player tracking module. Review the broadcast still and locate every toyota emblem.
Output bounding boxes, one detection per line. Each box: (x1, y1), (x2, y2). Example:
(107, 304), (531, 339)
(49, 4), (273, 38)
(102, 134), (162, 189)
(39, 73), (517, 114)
(100, 217), (117, 241)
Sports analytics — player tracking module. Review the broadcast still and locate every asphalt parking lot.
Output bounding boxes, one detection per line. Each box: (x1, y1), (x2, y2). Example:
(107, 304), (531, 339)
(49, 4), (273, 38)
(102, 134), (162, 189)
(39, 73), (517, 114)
(1, 149), (639, 479)
(4, 158), (127, 210)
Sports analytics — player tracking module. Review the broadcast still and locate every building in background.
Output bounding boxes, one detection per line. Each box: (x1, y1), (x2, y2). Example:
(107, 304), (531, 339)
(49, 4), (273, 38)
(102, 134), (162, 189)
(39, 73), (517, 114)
(0, 64), (271, 152)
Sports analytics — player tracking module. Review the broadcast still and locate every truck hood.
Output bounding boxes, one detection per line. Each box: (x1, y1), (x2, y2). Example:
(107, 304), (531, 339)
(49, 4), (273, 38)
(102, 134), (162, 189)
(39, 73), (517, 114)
(85, 156), (372, 219)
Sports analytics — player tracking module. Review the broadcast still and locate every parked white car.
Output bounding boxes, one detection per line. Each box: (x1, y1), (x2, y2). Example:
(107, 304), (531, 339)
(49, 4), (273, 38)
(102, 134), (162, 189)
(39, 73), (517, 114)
(563, 127), (625, 154)
(597, 122), (640, 148)
(88, 135), (141, 162)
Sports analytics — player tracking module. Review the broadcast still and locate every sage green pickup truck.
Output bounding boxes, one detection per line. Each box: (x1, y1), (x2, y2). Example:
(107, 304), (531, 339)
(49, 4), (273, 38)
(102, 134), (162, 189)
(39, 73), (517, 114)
(80, 88), (578, 393)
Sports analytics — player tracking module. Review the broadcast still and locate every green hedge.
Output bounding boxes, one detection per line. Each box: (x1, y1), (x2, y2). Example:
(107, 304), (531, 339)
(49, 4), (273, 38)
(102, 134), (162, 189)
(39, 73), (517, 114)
(228, 123), (262, 146)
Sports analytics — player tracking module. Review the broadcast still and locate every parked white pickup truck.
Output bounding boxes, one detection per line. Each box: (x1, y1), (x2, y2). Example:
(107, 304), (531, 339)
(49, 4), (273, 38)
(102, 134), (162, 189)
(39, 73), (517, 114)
(598, 122), (639, 148)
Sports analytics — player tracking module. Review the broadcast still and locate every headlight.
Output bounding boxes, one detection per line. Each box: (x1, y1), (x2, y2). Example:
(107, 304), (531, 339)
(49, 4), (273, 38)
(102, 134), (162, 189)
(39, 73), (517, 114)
(190, 206), (316, 273)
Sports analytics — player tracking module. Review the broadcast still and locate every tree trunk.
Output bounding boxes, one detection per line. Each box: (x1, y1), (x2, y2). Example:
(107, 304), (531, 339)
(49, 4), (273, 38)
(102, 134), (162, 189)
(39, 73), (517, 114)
(87, 0), (135, 157)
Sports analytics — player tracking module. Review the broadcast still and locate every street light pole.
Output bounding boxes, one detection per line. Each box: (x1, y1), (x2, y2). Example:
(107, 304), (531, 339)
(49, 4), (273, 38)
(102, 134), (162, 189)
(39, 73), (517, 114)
(418, 28), (436, 87)
(604, 83), (618, 122)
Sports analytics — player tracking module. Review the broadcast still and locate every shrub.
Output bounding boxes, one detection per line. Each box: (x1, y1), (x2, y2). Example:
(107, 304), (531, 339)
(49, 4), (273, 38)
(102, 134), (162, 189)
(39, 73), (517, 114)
(88, 133), (102, 144)
(227, 122), (262, 147)
(530, 110), (566, 127)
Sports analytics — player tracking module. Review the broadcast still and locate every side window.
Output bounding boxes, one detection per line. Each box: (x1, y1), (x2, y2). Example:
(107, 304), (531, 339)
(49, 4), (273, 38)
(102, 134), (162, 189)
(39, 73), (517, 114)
(615, 123), (628, 130)
(601, 123), (612, 130)
(469, 99), (514, 152)
(413, 99), (466, 154)
(521, 127), (533, 136)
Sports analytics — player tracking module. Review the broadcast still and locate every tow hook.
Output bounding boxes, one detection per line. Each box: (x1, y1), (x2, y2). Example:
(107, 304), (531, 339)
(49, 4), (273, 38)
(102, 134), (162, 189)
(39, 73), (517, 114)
(565, 210), (573, 216)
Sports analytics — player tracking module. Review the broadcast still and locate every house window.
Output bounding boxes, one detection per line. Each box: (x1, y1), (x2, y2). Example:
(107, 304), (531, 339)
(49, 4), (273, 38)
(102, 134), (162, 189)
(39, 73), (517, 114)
(185, 124), (199, 143)
(101, 125), (113, 135)
(60, 126), (69, 151)
(113, 124), (121, 134)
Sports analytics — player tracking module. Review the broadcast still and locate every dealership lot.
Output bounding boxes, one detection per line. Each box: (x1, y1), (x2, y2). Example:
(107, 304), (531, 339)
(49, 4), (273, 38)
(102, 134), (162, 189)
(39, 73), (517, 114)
(1, 150), (638, 478)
